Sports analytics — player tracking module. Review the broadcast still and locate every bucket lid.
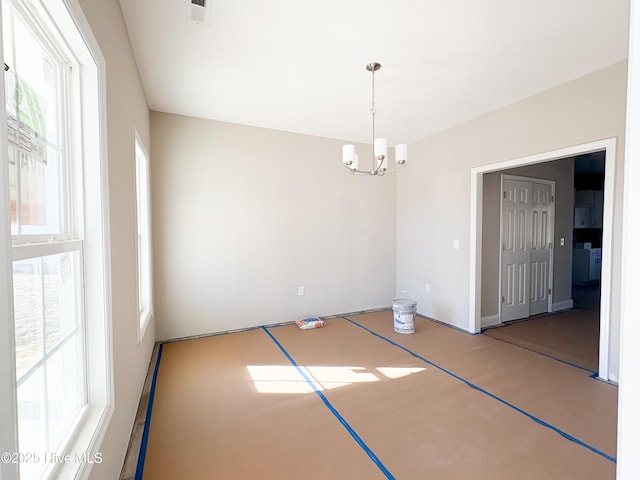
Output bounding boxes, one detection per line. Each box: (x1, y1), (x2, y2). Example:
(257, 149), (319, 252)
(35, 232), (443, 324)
(393, 298), (416, 308)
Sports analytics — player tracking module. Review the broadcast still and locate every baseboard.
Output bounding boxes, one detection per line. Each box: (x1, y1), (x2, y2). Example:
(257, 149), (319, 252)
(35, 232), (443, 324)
(552, 299), (574, 312)
(481, 314), (501, 328)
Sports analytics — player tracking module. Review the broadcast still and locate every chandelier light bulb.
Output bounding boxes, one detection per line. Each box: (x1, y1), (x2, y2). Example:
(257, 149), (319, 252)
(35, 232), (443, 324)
(342, 144), (355, 165)
(395, 144), (408, 164)
(374, 138), (387, 159)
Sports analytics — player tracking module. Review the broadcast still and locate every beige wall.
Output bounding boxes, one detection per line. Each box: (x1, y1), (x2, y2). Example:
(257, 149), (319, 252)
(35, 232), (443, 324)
(75, 0), (154, 478)
(481, 158), (576, 320)
(397, 61), (627, 379)
(150, 112), (396, 340)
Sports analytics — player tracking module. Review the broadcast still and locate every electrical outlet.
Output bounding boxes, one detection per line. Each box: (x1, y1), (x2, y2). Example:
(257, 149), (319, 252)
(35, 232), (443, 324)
(297, 286), (305, 296)
(424, 283), (431, 293)
(453, 239), (460, 250)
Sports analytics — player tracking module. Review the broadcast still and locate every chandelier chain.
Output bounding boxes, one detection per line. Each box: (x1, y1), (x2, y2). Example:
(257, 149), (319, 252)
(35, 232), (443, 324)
(371, 67), (376, 169)
(371, 65), (376, 115)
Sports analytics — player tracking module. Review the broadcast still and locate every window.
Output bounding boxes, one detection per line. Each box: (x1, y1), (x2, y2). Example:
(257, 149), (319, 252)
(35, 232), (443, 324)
(135, 135), (152, 339)
(0, 0), (111, 478)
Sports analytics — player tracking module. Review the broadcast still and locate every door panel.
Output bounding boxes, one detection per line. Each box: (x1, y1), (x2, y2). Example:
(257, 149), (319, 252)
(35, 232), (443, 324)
(501, 180), (531, 322)
(530, 183), (553, 315)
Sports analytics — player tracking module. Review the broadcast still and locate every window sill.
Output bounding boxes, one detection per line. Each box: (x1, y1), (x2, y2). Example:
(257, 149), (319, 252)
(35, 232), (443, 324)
(50, 404), (113, 480)
(138, 310), (152, 345)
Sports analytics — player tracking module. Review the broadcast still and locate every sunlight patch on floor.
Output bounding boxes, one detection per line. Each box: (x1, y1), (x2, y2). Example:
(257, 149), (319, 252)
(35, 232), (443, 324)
(376, 366), (426, 379)
(247, 365), (426, 394)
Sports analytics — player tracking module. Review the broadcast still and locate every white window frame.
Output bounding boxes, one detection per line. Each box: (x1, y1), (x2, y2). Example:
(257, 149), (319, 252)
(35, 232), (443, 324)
(4, 12), (88, 474)
(0, 0), (112, 478)
(135, 132), (152, 342)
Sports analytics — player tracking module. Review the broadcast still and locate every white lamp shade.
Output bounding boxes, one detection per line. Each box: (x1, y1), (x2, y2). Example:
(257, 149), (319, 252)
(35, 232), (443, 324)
(342, 144), (355, 164)
(374, 138), (387, 158)
(352, 153), (359, 170)
(395, 144), (408, 163)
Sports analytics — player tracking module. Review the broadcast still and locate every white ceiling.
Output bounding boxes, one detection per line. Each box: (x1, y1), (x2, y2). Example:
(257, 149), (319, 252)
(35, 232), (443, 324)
(118, 0), (629, 146)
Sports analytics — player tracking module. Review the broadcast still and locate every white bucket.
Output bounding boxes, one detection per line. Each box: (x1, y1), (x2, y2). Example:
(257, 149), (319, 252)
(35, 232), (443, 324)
(392, 299), (417, 334)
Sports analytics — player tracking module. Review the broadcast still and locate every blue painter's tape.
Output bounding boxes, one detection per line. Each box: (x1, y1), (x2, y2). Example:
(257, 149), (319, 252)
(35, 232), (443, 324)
(342, 316), (616, 464)
(261, 326), (395, 480)
(135, 343), (164, 480)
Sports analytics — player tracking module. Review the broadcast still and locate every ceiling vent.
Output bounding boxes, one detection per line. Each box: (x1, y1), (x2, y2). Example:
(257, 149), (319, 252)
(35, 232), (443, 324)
(189, 0), (211, 24)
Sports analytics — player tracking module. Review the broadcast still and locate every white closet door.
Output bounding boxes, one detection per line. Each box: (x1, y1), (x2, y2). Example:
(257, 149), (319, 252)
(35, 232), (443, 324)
(501, 179), (532, 322)
(500, 177), (555, 322)
(530, 182), (553, 316)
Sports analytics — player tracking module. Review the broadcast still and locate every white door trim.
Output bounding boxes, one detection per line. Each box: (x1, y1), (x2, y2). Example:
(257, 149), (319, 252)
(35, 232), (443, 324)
(498, 175), (556, 323)
(469, 137), (617, 381)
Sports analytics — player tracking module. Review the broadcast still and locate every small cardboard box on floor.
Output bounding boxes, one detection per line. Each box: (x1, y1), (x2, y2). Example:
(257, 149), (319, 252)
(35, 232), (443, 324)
(295, 317), (325, 330)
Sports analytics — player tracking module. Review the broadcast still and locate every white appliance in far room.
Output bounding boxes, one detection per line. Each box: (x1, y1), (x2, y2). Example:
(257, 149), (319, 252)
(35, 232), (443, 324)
(572, 243), (602, 285)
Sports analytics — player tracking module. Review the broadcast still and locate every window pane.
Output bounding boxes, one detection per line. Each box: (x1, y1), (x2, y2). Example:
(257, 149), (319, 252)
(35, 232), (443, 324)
(8, 143), (17, 225)
(17, 149), (62, 235)
(3, 3), (64, 236)
(135, 139), (151, 332)
(13, 257), (44, 379)
(43, 252), (82, 353)
(17, 366), (46, 480)
(46, 336), (85, 448)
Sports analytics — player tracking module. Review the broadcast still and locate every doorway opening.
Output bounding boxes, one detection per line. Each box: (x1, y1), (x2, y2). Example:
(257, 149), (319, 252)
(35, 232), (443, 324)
(469, 138), (616, 381)
(572, 151), (605, 314)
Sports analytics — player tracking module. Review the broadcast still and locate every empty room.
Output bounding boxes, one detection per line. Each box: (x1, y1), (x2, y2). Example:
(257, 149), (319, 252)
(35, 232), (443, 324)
(1, 0), (640, 479)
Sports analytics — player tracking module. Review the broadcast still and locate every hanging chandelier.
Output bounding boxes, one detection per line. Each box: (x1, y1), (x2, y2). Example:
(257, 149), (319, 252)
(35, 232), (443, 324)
(342, 62), (408, 175)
